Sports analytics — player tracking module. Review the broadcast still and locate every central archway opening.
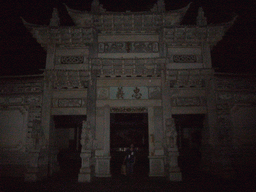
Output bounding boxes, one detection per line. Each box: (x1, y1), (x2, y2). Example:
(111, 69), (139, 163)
(53, 115), (86, 178)
(172, 114), (205, 178)
(110, 113), (149, 177)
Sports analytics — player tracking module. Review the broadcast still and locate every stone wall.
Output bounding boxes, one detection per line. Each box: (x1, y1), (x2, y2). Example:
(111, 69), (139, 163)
(0, 76), (44, 177)
(201, 75), (256, 178)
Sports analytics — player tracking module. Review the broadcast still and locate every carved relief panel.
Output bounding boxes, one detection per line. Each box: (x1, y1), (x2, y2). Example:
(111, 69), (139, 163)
(171, 96), (206, 106)
(52, 98), (86, 108)
(98, 42), (159, 53)
(97, 87), (161, 100)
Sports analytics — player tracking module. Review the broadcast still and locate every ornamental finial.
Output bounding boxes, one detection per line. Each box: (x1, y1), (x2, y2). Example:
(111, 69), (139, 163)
(91, 0), (106, 13)
(151, 0), (165, 12)
(49, 8), (60, 27)
(197, 7), (207, 26)
(157, 0), (165, 12)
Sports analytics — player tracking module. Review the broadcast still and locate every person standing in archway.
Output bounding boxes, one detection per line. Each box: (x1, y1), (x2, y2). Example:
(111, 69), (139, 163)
(124, 144), (136, 175)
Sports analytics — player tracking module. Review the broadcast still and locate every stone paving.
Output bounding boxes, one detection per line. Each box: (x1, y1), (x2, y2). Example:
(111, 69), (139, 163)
(1, 155), (255, 192)
(1, 169), (255, 192)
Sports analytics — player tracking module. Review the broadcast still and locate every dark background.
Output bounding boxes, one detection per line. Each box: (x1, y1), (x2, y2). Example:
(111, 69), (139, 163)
(1, 0), (255, 76)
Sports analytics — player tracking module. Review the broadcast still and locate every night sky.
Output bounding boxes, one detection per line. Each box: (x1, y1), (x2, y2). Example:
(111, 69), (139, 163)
(1, 0), (255, 76)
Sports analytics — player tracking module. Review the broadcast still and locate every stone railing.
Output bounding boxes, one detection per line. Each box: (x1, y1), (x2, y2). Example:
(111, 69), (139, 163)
(0, 76), (43, 94)
(44, 69), (91, 89)
(166, 68), (213, 88)
(94, 13), (164, 32)
(164, 22), (234, 46)
(91, 57), (165, 77)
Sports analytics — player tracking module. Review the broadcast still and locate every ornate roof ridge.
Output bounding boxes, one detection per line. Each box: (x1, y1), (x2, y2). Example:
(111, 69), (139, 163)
(64, 2), (191, 14)
(65, 3), (191, 27)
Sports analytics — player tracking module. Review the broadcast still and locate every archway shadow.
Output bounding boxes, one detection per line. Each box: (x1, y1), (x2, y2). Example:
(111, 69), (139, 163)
(110, 113), (149, 179)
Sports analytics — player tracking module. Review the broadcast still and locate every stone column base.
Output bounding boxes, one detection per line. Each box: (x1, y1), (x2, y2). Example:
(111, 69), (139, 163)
(95, 156), (111, 177)
(24, 166), (48, 182)
(148, 156), (165, 177)
(78, 168), (92, 182)
(166, 148), (182, 181)
(169, 172), (182, 181)
(25, 167), (39, 182)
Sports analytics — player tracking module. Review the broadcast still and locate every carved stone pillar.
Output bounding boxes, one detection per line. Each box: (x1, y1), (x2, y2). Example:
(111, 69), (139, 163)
(38, 75), (53, 180)
(162, 71), (182, 181)
(95, 105), (111, 177)
(48, 117), (60, 177)
(148, 107), (165, 177)
(78, 71), (97, 182)
(201, 77), (218, 172)
(87, 72), (97, 137)
(25, 87), (53, 181)
(78, 121), (94, 182)
(165, 118), (182, 181)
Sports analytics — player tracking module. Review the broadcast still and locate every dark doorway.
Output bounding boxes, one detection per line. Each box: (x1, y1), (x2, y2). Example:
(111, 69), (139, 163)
(172, 114), (204, 176)
(110, 113), (149, 177)
(53, 115), (86, 177)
